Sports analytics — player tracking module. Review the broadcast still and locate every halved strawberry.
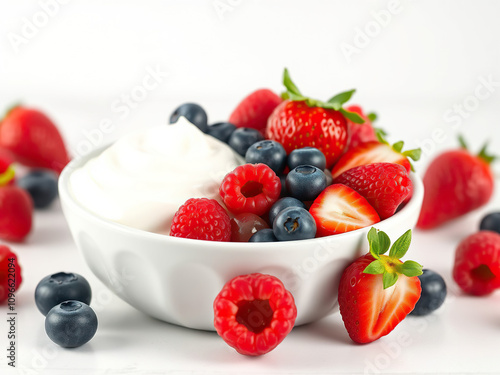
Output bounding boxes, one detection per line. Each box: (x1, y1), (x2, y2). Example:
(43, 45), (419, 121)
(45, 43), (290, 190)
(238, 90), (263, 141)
(333, 163), (412, 220)
(338, 228), (422, 344)
(266, 69), (365, 168)
(331, 135), (421, 179)
(229, 89), (282, 134)
(309, 184), (380, 236)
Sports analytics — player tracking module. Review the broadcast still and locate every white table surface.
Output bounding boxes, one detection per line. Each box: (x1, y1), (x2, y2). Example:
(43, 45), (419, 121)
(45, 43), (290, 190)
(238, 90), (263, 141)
(0, 148), (499, 375)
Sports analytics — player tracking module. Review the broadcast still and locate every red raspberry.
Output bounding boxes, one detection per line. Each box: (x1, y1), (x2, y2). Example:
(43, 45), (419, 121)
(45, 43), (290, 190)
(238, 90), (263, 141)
(170, 198), (231, 241)
(0, 245), (22, 303)
(453, 231), (500, 296)
(219, 163), (281, 216)
(213, 273), (296, 356)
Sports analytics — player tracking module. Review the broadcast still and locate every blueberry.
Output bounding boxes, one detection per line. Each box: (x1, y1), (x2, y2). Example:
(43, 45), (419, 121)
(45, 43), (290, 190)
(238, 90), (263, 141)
(480, 212), (500, 234)
(286, 166), (327, 201)
(279, 175), (287, 197)
(288, 147), (326, 171)
(17, 170), (58, 209)
(245, 140), (287, 175)
(249, 229), (278, 242)
(169, 103), (208, 133)
(35, 272), (92, 316)
(207, 122), (236, 143)
(228, 128), (264, 156)
(45, 301), (98, 348)
(411, 269), (447, 316)
(269, 197), (306, 224)
(324, 169), (333, 186)
(273, 207), (316, 241)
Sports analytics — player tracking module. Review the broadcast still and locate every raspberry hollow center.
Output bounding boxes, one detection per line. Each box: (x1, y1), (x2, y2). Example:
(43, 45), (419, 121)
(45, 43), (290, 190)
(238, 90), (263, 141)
(471, 264), (496, 282)
(241, 181), (263, 198)
(236, 299), (274, 334)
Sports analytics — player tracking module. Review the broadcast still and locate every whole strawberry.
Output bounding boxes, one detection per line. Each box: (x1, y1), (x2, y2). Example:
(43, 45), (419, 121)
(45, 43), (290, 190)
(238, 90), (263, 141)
(0, 245), (22, 303)
(345, 105), (378, 151)
(417, 137), (495, 229)
(338, 228), (422, 344)
(266, 69), (365, 168)
(0, 106), (70, 174)
(229, 89), (282, 134)
(334, 163), (412, 220)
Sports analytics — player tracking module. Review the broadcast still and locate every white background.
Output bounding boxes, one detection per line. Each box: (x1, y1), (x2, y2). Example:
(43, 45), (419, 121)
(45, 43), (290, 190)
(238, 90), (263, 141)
(1, 1), (500, 374)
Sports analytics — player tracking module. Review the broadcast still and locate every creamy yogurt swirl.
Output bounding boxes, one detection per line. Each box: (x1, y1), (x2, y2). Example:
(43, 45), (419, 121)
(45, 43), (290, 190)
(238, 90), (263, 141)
(70, 117), (242, 233)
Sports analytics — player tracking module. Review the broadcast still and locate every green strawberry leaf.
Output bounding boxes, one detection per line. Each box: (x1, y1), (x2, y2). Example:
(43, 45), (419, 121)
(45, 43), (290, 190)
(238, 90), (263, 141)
(400, 260), (423, 277)
(375, 128), (390, 145)
(283, 68), (302, 97)
(478, 142), (496, 164)
(458, 134), (468, 150)
(383, 272), (399, 289)
(389, 229), (412, 259)
(364, 259), (385, 275)
(377, 230), (391, 255)
(402, 148), (422, 162)
(367, 112), (377, 122)
(340, 108), (364, 124)
(393, 141), (404, 153)
(327, 89), (356, 107)
(367, 227), (381, 258)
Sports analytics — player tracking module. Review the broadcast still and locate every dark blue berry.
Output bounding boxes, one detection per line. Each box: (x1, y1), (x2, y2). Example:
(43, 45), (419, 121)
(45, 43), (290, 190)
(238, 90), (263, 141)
(249, 229), (278, 242)
(45, 301), (98, 348)
(273, 207), (316, 241)
(245, 140), (287, 175)
(279, 175), (287, 197)
(169, 103), (208, 133)
(324, 169), (333, 186)
(286, 166), (327, 201)
(269, 197), (306, 225)
(228, 128), (264, 156)
(480, 212), (500, 234)
(207, 122), (236, 143)
(287, 147), (326, 171)
(17, 170), (58, 209)
(35, 272), (92, 316)
(411, 269), (447, 316)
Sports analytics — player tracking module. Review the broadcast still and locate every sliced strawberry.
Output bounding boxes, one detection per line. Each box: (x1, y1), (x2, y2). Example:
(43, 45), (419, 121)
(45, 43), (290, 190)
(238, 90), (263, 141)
(331, 138), (421, 179)
(334, 163), (412, 220)
(309, 184), (380, 236)
(338, 228), (422, 344)
(0, 106), (70, 174)
(229, 89), (282, 134)
(266, 69), (365, 168)
(345, 105), (378, 151)
(417, 137), (495, 230)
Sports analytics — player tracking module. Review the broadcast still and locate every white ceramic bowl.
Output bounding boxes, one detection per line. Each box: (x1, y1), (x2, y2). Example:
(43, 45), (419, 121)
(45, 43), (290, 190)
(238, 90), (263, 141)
(59, 146), (424, 331)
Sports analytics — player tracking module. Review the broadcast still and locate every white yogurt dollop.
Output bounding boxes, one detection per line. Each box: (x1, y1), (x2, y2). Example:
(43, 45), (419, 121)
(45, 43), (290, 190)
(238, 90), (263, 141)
(70, 117), (242, 233)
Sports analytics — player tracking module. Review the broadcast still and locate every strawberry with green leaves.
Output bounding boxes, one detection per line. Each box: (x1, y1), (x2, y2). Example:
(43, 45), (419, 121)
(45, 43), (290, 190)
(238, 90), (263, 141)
(331, 132), (421, 179)
(417, 136), (495, 229)
(338, 228), (422, 344)
(266, 69), (365, 168)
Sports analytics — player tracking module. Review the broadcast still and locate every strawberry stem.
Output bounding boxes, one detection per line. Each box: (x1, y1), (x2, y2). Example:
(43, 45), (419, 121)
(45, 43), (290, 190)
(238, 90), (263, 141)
(458, 135), (496, 164)
(364, 228), (423, 289)
(281, 68), (365, 123)
(367, 112), (377, 122)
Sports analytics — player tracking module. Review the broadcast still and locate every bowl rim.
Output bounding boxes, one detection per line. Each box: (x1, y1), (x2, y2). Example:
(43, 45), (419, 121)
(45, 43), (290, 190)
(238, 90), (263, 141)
(59, 144), (424, 252)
